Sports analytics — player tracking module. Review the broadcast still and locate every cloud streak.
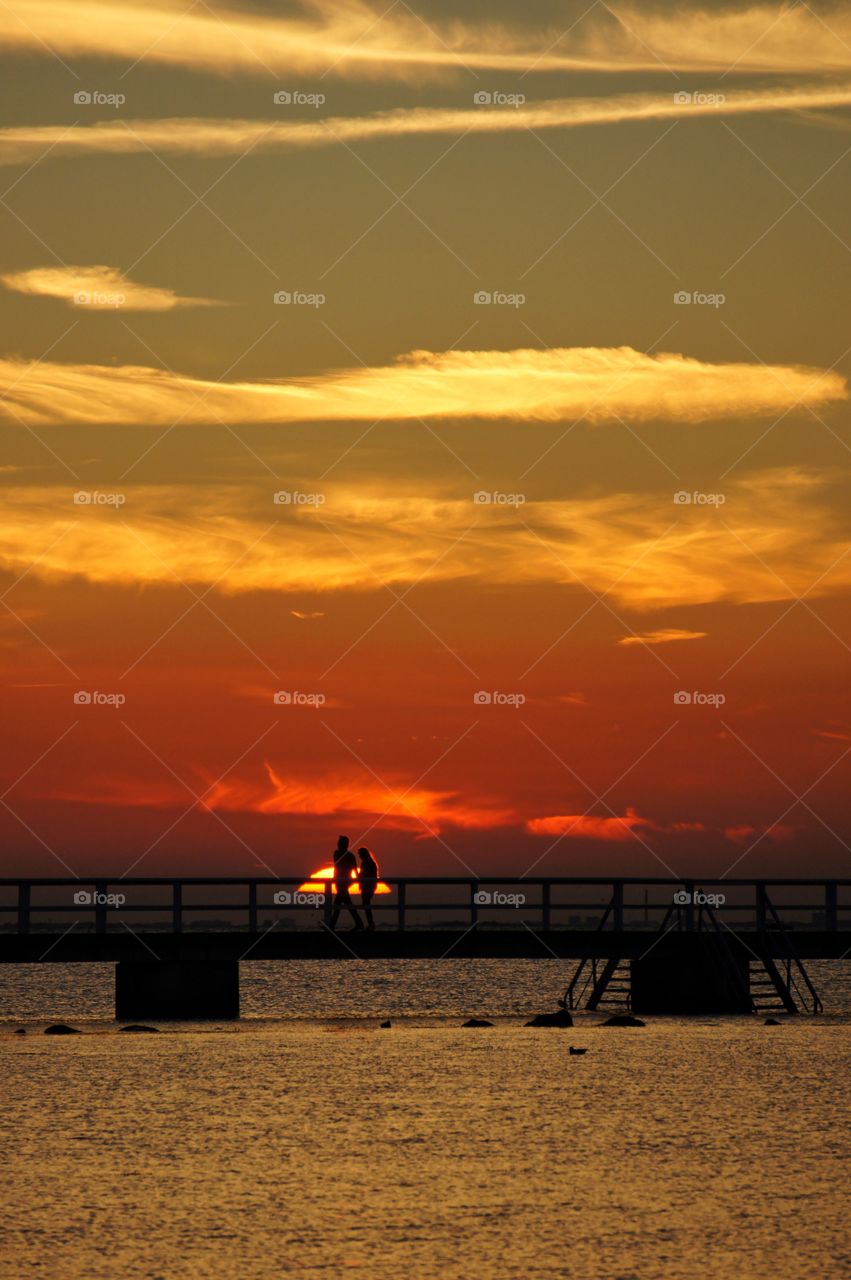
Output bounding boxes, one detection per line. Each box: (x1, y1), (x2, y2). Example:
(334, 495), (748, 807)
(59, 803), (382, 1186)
(0, 264), (226, 311)
(3, 2), (851, 79)
(1, 470), (848, 609)
(0, 346), (843, 427)
(2, 82), (851, 167)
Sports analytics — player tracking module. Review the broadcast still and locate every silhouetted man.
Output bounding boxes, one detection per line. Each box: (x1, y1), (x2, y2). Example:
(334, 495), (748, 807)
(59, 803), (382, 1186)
(330, 835), (364, 931)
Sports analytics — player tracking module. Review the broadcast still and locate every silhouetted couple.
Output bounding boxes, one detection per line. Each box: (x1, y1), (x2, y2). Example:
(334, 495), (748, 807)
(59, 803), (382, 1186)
(330, 836), (379, 932)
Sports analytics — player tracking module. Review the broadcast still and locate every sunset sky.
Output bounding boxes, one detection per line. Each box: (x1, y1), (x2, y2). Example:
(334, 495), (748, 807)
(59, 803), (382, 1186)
(0, 0), (849, 881)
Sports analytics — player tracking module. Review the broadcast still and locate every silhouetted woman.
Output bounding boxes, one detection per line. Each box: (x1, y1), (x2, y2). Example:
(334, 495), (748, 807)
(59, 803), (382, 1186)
(358, 846), (379, 932)
(330, 836), (364, 932)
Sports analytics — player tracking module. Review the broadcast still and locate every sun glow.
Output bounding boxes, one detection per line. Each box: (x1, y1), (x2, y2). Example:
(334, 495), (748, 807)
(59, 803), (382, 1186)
(298, 866), (392, 894)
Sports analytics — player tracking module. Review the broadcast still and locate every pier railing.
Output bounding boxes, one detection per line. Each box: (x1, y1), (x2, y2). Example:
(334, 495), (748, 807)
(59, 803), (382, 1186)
(1, 877), (849, 935)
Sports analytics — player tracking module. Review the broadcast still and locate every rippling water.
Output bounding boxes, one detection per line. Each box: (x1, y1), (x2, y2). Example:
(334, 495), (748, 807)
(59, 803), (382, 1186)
(3, 961), (850, 1279)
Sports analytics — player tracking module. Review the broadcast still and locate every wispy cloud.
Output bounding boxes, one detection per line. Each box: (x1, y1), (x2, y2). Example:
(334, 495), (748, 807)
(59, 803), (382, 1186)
(53, 759), (516, 833)
(618, 628), (707, 646)
(0, 346), (843, 427)
(1, 469), (848, 609)
(3, 2), (851, 79)
(0, 264), (226, 311)
(2, 82), (851, 166)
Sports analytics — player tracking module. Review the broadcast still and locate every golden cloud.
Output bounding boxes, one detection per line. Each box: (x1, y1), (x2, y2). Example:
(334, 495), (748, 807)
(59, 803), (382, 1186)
(0, 265), (226, 311)
(0, 346), (844, 427)
(0, 469), (848, 610)
(2, 82), (851, 166)
(2, 2), (851, 78)
(618, 628), (708, 646)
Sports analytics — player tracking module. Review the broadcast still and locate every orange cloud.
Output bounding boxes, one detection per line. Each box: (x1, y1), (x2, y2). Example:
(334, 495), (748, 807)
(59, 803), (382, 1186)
(526, 807), (653, 841)
(618, 629), (707, 647)
(204, 763), (515, 834)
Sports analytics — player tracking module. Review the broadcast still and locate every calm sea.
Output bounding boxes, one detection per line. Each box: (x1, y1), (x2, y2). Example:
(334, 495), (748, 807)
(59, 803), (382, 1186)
(2, 960), (850, 1280)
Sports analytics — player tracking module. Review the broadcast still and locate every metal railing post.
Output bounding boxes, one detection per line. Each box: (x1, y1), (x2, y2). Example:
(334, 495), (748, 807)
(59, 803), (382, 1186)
(542, 881), (551, 931)
(612, 881), (624, 931)
(825, 882), (837, 933)
(756, 883), (767, 932)
(398, 881), (406, 930)
(248, 882), (258, 933)
(18, 882), (30, 934)
(173, 882), (183, 934)
(470, 881), (479, 928)
(95, 880), (108, 934)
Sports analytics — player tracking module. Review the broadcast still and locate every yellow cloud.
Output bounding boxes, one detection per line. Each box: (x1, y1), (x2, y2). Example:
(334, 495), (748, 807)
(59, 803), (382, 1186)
(618, 629), (708, 646)
(0, 346), (843, 427)
(2, 82), (851, 165)
(0, 265), (226, 311)
(0, 470), (848, 609)
(2, 1), (851, 78)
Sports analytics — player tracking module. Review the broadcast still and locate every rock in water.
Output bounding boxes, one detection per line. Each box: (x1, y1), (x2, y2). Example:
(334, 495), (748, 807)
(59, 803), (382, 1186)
(525, 1009), (574, 1027)
(379, 1020), (392, 1029)
(601, 1014), (645, 1027)
(119, 1024), (159, 1033)
(462, 1018), (494, 1028)
(44, 1024), (81, 1035)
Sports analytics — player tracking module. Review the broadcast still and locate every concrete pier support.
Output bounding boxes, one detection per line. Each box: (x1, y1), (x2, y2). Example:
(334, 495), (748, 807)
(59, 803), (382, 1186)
(115, 958), (240, 1020)
(632, 940), (751, 1014)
